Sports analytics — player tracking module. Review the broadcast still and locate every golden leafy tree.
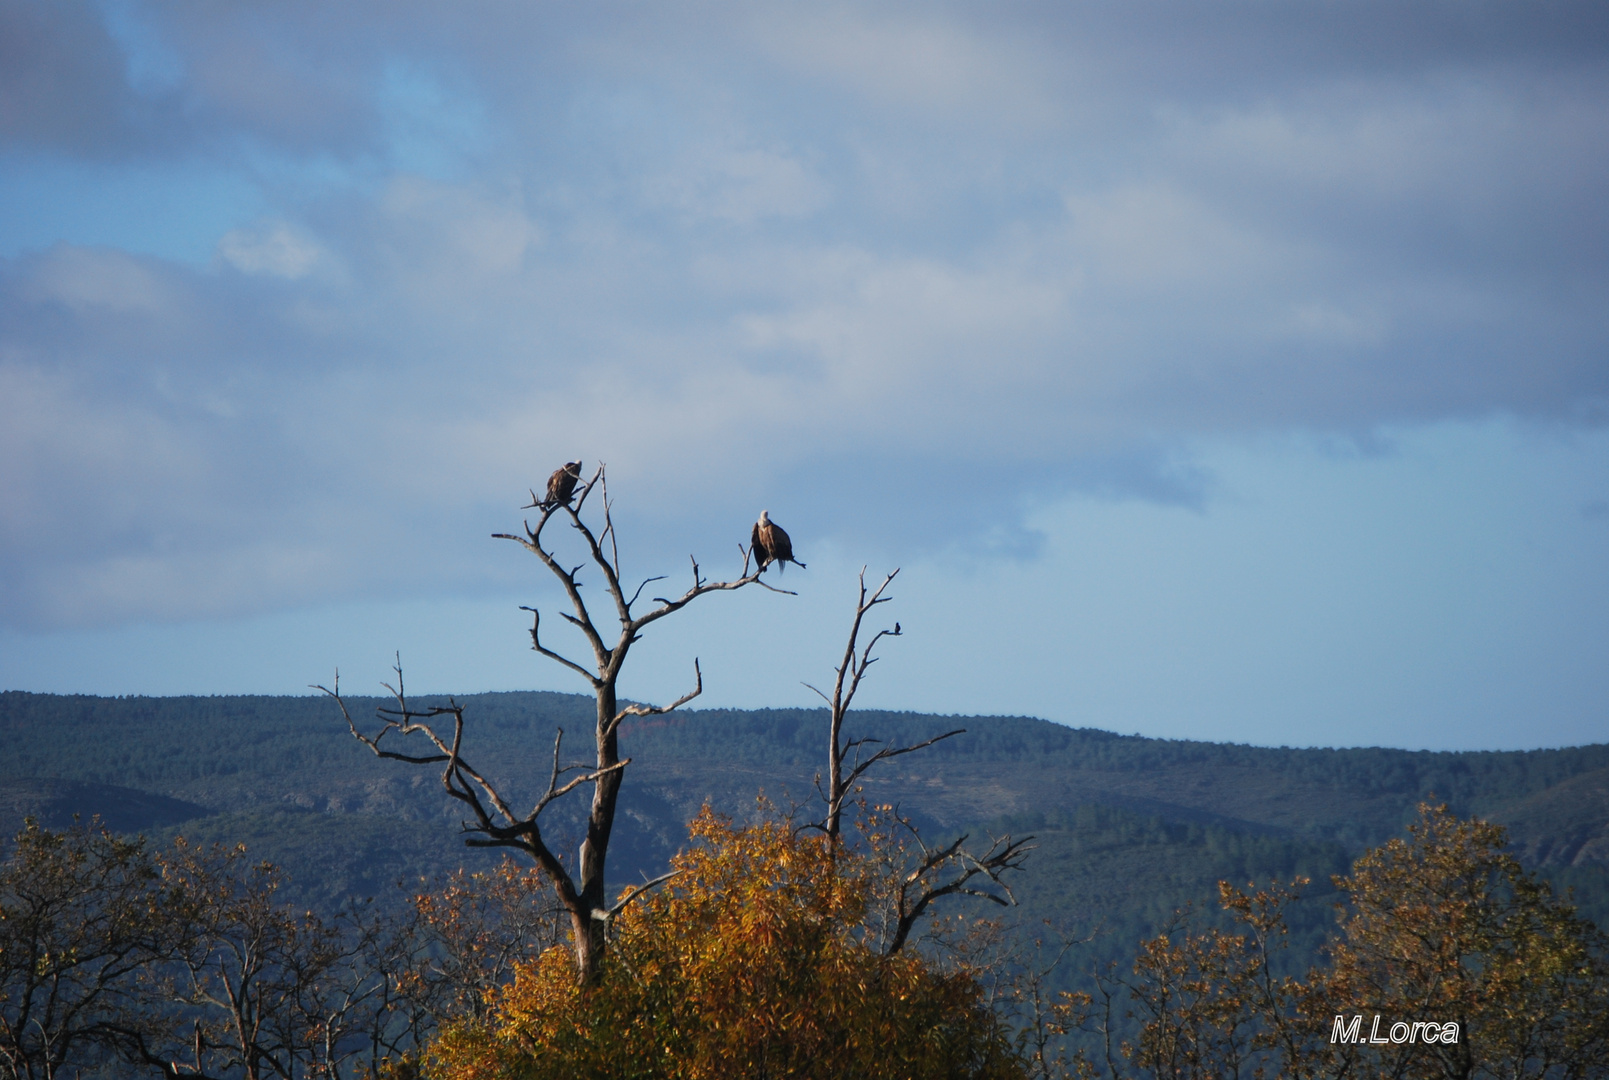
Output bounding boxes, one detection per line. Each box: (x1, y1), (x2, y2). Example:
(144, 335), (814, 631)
(397, 860), (566, 1030)
(1106, 804), (1609, 1080)
(429, 807), (1029, 1080)
(1322, 805), (1609, 1080)
(1107, 881), (1314, 1080)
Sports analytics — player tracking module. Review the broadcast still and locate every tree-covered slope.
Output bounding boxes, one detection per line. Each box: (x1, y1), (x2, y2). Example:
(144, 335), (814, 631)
(2, 690), (1605, 936)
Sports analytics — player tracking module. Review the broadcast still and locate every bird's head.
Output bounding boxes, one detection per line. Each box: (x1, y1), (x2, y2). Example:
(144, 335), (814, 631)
(758, 510), (771, 525)
(565, 460), (582, 474)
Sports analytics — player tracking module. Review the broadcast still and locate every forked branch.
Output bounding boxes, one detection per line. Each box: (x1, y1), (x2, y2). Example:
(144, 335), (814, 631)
(519, 606), (597, 687)
(806, 567), (963, 841)
(879, 813), (1036, 956)
(607, 660), (702, 739)
(838, 728), (966, 802)
(316, 661), (588, 904)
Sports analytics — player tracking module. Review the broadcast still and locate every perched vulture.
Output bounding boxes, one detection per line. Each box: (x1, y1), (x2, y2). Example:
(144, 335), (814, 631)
(543, 461), (582, 508)
(752, 510), (805, 572)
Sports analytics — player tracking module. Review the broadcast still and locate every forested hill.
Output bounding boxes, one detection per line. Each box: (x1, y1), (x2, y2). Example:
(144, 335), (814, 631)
(3, 690), (1607, 944)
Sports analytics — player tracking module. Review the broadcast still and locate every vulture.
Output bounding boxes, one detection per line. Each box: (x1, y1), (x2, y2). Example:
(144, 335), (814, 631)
(543, 461), (582, 508)
(752, 510), (805, 573)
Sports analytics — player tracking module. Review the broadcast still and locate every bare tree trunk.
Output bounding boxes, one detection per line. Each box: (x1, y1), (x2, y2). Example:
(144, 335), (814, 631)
(576, 678), (622, 978)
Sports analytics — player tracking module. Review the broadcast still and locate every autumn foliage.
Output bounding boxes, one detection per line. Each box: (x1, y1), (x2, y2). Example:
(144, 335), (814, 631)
(8, 804), (1609, 1078)
(430, 807), (1026, 1080)
(1111, 804), (1609, 1080)
(1322, 807), (1609, 1078)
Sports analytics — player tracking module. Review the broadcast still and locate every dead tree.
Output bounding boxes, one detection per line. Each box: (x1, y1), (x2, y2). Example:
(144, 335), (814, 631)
(320, 465), (782, 984)
(804, 568), (1034, 955)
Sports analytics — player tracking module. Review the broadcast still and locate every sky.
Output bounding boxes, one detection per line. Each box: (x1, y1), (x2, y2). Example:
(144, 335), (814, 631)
(2, 1), (1607, 751)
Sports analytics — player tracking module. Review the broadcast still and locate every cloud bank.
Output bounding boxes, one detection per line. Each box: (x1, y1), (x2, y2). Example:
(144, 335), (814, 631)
(2, 0), (1605, 630)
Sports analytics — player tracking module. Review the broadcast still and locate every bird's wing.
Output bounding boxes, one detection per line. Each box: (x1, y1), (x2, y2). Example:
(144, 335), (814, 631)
(771, 522), (793, 561)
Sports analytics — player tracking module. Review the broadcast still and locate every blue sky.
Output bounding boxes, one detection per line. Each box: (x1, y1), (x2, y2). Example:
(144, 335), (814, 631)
(2, 1), (1606, 751)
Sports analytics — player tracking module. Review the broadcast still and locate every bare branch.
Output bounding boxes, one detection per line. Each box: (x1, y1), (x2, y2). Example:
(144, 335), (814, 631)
(602, 870), (681, 920)
(515, 491), (614, 671)
(883, 818), (1037, 955)
(798, 569), (1034, 957)
(842, 728), (966, 790)
(599, 469), (622, 581)
(626, 575), (667, 609)
(634, 567), (769, 635)
(608, 659), (702, 738)
(819, 568), (910, 841)
(321, 659), (574, 894)
(536, 758), (631, 817)
(519, 606), (599, 686)
(555, 472), (633, 631)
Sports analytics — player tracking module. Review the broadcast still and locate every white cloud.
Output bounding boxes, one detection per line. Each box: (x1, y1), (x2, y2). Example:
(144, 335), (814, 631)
(736, 248), (1077, 425)
(217, 221), (324, 278)
(0, 362), (213, 606)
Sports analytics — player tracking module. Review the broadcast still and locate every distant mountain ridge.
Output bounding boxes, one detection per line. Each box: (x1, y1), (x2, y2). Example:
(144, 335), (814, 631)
(3, 690), (1605, 947)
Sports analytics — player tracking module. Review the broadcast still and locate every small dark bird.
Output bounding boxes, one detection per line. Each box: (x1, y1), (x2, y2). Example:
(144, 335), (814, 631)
(543, 461), (582, 508)
(751, 510), (805, 573)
